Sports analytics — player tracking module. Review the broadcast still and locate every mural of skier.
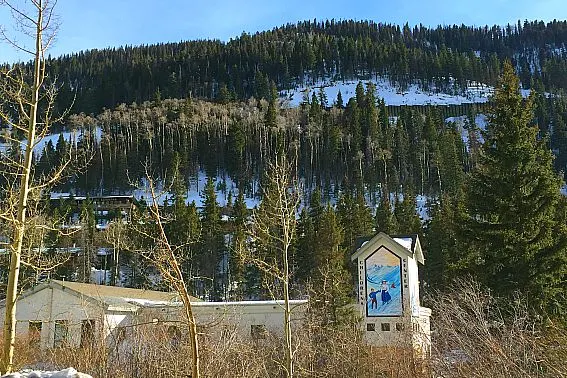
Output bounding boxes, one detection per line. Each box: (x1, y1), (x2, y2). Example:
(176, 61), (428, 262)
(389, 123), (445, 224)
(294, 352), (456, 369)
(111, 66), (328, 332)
(365, 247), (402, 316)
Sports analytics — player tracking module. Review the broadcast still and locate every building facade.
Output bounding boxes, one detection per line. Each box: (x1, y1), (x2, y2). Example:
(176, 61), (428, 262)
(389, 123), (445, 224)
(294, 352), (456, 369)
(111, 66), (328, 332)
(351, 232), (431, 355)
(1, 233), (430, 353)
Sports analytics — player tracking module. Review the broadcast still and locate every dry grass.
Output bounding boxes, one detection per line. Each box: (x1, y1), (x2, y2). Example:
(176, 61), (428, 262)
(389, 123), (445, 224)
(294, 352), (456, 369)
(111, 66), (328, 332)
(428, 279), (567, 378)
(1, 321), (428, 378)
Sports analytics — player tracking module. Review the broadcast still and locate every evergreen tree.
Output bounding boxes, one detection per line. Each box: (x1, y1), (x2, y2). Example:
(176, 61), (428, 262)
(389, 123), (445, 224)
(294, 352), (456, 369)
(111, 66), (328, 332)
(265, 81), (278, 129)
(462, 62), (567, 317)
(199, 177), (225, 300)
(229, 190), (247, 299)
(375, 191), (398, 234)
(295, 208), (315, 285)
(423, 193), (465, 288)
(310, 205), (353, 325)
(337, 190), (374, 251)
(335, 90), (343, 109)
(394, 191), (423, 236)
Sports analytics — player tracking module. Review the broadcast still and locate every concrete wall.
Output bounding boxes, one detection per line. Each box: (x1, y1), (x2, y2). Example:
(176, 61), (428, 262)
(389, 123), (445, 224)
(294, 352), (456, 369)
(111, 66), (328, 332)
(0, 285), (131, 349)
(138, 300), (308, 340)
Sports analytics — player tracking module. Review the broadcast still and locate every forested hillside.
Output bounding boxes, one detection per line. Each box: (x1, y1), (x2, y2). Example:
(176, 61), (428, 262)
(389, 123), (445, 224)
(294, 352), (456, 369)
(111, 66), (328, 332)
(1, 18), (567, 307)
(29, 80), (566, 200)
(6, 19), (567, 114)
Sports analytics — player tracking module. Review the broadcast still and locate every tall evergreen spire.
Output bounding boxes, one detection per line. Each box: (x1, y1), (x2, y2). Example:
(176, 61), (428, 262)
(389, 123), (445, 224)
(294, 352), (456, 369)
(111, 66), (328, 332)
(462, 61), (567, 317)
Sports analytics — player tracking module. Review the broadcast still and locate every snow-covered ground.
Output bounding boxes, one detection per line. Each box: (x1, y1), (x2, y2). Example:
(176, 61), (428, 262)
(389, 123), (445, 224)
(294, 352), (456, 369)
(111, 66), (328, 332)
(283, 78), (494, 107)
(133, 171), (261, 209)
(0, 127), (102, 156)
(446, 114), (488, 148)
(1, 367), (92, 378)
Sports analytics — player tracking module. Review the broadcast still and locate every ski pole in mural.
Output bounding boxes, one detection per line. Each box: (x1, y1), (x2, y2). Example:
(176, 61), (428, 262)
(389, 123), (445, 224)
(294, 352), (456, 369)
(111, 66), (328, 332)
(365, 247), (403, 317)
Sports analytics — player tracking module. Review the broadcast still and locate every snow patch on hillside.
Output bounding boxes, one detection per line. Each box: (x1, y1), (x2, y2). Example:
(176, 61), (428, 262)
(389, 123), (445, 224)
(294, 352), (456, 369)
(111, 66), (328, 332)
(446, 114), (487, 149)
(133, 170), (260, 209)
(283, 78), (493, 107)
(0, 127), (102, 156)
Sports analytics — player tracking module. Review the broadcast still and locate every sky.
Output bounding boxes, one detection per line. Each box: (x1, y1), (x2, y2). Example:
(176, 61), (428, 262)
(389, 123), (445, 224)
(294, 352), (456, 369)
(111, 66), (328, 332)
(0, 0), (566, 63)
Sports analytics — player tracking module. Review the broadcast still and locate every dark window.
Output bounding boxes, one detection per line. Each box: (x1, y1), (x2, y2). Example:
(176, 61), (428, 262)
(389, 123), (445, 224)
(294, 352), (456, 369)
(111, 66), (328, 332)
(251, 324), (267, 339)
(54, 320), (68, 347)
(28, 321), (42, 343)
(396, 323), (405, 332)
(115, 326), (126, 344)
(81, 320), (95, 348)
(366, 323), (376, 331)
(168, 325), (181, 347)
(381, 323), (391, 332)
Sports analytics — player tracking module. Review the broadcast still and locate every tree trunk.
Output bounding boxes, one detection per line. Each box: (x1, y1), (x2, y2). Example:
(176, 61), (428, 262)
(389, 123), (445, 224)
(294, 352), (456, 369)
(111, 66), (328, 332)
(283, 244), (293, 378)
(1, 5), (43, 373)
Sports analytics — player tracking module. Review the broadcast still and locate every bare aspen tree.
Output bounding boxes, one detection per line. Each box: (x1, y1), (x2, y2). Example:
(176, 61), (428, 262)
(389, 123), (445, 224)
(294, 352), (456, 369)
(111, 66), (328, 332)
(127, 171), (201, 378)
(0, 0), (73, 373)
(237, 156), (300, 378)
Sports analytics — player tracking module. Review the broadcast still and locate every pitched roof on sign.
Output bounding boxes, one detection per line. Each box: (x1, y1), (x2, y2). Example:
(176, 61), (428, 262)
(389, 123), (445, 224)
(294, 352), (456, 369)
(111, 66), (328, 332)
(351, 232), (424, 263)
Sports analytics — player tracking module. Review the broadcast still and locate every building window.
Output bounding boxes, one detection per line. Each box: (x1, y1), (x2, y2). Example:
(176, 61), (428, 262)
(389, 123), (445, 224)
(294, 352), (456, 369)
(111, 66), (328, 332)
(395, 323), (405, 332)
(81, 320), (95, 348)
(168, 325), (181, 347)
(366, 323), (376, 331)
(114, 326), (127, 344)
(381, 323), (391, 332)
(250, 324), (267, 340)
(54, 320), (68, 348)
(28, 321), (42, 343)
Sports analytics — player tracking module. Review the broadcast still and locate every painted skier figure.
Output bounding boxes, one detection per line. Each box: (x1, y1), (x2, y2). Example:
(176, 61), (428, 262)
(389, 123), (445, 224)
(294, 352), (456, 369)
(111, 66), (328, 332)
(368, 288), (378, 309)
(381, 280), (392, 305)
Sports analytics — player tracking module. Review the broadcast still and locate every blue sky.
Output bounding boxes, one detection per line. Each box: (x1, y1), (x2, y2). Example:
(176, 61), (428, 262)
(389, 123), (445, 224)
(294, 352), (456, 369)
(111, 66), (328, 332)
(0, 0), (566, 63)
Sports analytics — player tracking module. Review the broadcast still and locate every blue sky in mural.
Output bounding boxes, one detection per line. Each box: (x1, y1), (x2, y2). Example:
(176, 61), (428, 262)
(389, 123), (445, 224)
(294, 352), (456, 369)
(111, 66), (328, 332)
(366, 250), (402, 317)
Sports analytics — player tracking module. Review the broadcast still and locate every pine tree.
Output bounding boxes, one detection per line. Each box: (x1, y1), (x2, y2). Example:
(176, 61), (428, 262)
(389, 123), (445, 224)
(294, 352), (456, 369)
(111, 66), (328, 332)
(423, 192), (465, 288)
(265, 81), (278, 129)
(462, 62), (567, 317)
(310, 205), (353, 326)
(393, 191), (422, 236)
(229, 190), (247, 298)
(295, 208), (315, 284)
(337, 190), (374, 251)
(199, 177), (225, 300)
(335, 90), (343, 109)
(375, 191), (398, 234)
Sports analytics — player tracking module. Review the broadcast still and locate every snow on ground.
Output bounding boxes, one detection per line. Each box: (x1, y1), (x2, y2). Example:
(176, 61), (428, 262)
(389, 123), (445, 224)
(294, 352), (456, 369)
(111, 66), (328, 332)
(283, 77), (493, 107)
(24, 127), (102, 155)
(133, 170), (260, 209)
(0, 127), (102, 156)
(1, 367), (92, 378)
(446, 114), (487, 149)
(416, 194), (429, 222)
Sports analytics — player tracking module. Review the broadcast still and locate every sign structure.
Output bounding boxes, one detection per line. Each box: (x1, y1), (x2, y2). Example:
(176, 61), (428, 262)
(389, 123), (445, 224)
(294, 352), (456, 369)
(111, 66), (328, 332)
(364, 246), (403, 317)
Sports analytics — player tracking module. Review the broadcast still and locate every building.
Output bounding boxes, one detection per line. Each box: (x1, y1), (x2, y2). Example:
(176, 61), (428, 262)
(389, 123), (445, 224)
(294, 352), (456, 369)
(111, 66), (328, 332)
(0, 280), (307, 349)
(49, 194), (135, 230)
(1, 232), (430, 352)
(351, 232), (431, 355)
(0, 280), (184, 349)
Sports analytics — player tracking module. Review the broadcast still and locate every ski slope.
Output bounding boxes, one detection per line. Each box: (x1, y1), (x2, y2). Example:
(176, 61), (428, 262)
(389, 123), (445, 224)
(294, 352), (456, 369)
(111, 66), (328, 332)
(283, 78), (493, 107)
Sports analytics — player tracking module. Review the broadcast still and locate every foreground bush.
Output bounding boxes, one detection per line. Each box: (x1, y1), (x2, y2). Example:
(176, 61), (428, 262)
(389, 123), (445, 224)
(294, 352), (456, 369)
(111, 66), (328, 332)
(428, 280), (567, 378)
